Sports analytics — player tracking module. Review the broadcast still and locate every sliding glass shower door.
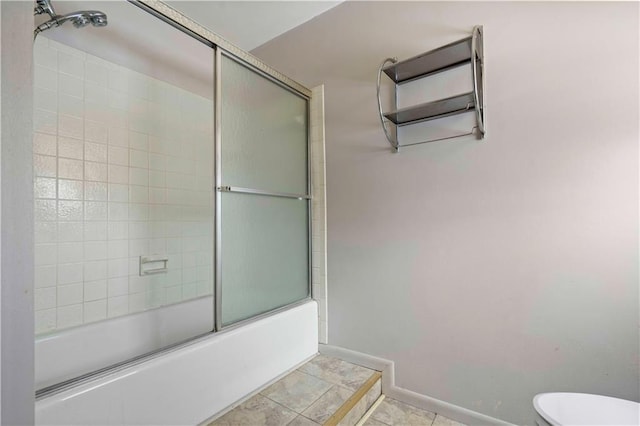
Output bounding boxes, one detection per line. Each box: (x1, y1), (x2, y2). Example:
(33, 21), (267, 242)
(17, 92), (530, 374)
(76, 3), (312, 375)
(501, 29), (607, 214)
(218, 54), (310, 327)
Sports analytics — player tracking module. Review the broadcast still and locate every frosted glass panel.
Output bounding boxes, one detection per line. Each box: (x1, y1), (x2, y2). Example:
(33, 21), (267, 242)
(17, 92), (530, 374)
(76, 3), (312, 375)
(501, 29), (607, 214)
(221, 56), (308, 194)
(221, 192), (309, 326)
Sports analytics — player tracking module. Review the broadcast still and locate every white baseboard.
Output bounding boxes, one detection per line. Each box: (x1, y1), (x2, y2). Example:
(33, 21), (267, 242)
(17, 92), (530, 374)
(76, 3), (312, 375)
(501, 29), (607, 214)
(319, 344), (513, 426)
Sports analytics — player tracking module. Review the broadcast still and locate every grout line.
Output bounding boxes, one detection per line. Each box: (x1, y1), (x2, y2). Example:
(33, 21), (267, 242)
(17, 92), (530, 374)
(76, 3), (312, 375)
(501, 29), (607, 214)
(260, 394), (301, 417)
(323, 371), (382, 426)
(355, 394), (386, 426)
(297, 382), (337, 416)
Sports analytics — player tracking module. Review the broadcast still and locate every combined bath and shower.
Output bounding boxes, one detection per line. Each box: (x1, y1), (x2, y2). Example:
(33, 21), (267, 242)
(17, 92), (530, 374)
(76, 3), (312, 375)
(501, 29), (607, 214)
(33, 0), (107, 40)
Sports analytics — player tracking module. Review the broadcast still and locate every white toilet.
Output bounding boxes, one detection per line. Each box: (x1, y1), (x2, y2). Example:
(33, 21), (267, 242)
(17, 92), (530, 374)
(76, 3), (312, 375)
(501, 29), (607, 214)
(533, 392), (640, 426)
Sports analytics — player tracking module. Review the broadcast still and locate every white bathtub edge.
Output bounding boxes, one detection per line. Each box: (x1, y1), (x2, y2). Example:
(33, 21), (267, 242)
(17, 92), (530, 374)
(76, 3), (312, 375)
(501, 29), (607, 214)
(36, 301), (318, 425)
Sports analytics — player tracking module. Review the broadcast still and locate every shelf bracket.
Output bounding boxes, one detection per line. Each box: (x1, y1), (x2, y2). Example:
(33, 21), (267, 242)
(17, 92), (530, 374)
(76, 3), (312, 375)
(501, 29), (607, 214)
(471, 25), (485, 137)
(376, 57), (399, 152)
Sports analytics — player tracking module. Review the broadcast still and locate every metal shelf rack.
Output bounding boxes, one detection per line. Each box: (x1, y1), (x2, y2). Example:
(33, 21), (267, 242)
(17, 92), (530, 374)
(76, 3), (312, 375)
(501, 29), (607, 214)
(377, 25), (485, 152)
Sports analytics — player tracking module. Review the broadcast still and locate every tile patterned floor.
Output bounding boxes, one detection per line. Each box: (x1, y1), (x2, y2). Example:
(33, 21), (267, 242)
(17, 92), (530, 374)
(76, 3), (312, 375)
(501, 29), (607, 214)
(208, 354), (466, 426)
(364, 397), (465, 426)
(209, 355), (377, 426)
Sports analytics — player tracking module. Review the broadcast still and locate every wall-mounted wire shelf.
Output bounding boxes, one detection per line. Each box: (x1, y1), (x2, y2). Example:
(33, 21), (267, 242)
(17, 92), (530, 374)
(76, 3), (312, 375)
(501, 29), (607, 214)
(377, 25), (485, 152)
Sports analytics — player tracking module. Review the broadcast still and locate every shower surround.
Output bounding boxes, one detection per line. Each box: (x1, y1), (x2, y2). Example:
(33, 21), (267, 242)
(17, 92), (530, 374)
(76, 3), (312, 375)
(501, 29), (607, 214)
(33, 35), (215, 386)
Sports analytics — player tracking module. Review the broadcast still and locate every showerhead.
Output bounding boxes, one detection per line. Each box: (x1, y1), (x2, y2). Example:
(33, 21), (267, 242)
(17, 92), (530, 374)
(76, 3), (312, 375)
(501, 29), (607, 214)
(66, 10), (107, 28)
(34, 4), (108, 40)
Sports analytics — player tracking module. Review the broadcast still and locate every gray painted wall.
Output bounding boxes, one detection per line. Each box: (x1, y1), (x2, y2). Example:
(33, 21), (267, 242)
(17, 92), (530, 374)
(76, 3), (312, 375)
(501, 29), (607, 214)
(253, 2), (639, 424)
(1, 1), (35, 424)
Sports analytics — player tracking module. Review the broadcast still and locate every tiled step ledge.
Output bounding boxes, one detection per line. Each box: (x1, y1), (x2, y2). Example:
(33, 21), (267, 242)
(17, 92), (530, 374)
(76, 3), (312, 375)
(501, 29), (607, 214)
(319, 345), (514, 426)
(325, 371), (382, 426)
(203, 354), (382, 426)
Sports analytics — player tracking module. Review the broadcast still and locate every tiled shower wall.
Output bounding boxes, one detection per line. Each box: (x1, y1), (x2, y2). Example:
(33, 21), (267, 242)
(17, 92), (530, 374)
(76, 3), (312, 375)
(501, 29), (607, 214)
(33, 37), (214, 335)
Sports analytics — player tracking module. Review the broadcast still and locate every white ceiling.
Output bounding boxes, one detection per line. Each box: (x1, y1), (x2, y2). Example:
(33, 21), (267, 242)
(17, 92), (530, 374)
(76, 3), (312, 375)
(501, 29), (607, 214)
(166, 1), (342, 51)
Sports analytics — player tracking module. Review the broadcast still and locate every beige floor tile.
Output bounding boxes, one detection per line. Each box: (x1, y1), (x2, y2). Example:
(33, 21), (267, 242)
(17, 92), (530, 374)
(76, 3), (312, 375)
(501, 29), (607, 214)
(287, 415), (322, 426)
(298, 355), (376, 391)
(260, 370), (333, 413)
(363, 417), (390, 426)
(370, 398), (435, 426)
(432, 414), (465, 426)
(302, 385), (353, 424)
(210, 394), (297, 426)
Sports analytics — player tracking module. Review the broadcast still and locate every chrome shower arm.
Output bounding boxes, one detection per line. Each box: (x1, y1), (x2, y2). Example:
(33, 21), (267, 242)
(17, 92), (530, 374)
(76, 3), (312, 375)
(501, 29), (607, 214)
(34, 0), (56, 17)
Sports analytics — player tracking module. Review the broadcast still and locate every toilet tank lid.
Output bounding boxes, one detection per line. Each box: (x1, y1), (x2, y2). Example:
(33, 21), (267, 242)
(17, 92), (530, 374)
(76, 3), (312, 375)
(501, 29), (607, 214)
(533, 393), (640, 426)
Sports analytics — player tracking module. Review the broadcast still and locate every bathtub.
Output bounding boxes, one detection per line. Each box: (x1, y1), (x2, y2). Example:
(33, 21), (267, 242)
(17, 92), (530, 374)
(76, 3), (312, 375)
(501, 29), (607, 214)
(36, 300), (318, 425)
(36, 296), (216, 390)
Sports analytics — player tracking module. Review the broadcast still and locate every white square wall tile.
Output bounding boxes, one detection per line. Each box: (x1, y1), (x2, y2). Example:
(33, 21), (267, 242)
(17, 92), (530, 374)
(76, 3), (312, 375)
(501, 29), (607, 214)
(35, 200), (57, 222)
(130, 149), (148, 169)
(58, 221), (83, 242)
(108, 222), (128, 240)
(108, 184), (129, 202)
(108, 258), (129, 278)
(130, 168), (149, 186)
(108, 240), (129, 259)
(58, 283), (83, 306)
(34, 87), (57, 112)
(85, 202), (108, 221)
(128, 292), (147, 314)
(84, 280), (107, 301)
(108, 126), (128, 147)
(107, 295), (128, 318)
(58, 94), (84, 118)
(84, 241), (108, 261)
(85, 121), (108, 144)
(85, 182), (108, 201)
(58, 179), (83, 200)
(34, 39), (57, 70)
(108, 146), (129, 166)
(108, 203), (128, 221)
(35, 287), (57, 310)
(35, 265), (57, 288)
(58, 51), (84, 78)
(34, 155), (56, 178)
(58, 262), (83, 285)
(129, 131), (148, 151)
(35, 244), (57, 266)
(108, 277), (129, 297)
(85, 161), (108, 182)
(57, 304), (83, 328)
(130, 185), (148, 203)
(85, 82), (108, 105)
(85, 142), (108, 163)
(84, 299), (107, 323)
(128, 203), (149, 221)
(108, 164), (129, 184)
(84, 221), (108, 241)
(84, 261), (107, 282)
(58, 137), (84, 160)
(34, 132), (57, 156)
(35, 309), (57, 334)
(58, 242), (83, 263)
(58, 158), (83, 180)
(85, 61), (108, 87)
(58, 114), (84, 139)
(35, 222), (57, 244)
(35, 177), (57, 199)
(58, 201), (83, 221)
(35, 65), (58, 91)
(33, 109), (57, 135)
